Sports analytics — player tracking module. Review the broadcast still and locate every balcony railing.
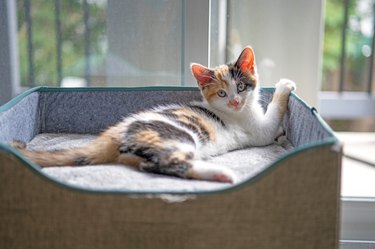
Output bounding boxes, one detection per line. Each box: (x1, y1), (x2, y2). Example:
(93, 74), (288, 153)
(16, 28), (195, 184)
(22, 0), (92, 87)
(1, 0), (375, 119)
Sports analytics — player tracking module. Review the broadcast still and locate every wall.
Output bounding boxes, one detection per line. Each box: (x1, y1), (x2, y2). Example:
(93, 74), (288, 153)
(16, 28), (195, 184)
(228, 0), (325, 107)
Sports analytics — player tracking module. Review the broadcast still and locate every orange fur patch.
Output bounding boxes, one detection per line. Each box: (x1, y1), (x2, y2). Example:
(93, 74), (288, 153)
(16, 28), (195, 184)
(117, 154), (144, 167)
(270, 92), (289, 119)
(201, 65), (231, 102)
(169, 151), (192, 162)
(214, 65), (229, 83)
(134, 130), (163, 147)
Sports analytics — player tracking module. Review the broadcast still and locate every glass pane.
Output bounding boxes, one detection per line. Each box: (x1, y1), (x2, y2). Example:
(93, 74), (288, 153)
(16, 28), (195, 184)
(322, 0), (375, 92)
(17, 0), (184, 88)
(321, 0), (344, 91)
(106, 1), (183, 86)
(344, 0), (374, 92)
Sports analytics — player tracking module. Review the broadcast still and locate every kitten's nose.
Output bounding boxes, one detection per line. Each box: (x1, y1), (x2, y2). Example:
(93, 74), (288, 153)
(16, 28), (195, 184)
(229, 98), (240, 107)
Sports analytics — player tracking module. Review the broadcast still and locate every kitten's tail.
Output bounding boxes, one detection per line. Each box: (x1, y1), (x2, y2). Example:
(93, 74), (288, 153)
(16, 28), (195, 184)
(11, 132), (120, 167)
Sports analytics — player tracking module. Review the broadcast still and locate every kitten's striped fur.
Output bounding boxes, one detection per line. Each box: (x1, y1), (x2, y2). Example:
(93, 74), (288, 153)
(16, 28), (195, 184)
(12, 47), (296, 183)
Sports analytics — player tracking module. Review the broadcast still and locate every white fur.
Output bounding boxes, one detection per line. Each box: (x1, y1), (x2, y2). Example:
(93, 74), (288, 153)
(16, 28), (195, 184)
(122, 78), (295, 184)
(182, 48), (296, 183)
(190, 160), (237, 183)
(197, 79), (296, 159)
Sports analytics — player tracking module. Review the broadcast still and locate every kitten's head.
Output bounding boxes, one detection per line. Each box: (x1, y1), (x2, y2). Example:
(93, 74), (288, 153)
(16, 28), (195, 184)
(191, 46), (258, 113)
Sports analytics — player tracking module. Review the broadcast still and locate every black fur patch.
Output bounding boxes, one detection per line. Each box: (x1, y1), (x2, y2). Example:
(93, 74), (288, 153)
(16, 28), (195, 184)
(158, 110), (211, 143)
(140, 159), (192, 178)
(133, 147), (162, 164)
(188, 105), (226, 127)
(74, 156), (90, 166)
(229, 65), (256, 91)
(120, 144), (192, 178)
(181, 115), (210, 143)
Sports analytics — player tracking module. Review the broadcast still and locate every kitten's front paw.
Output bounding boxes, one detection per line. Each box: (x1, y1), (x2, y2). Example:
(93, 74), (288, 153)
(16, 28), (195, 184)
(275, 79), (296, 94)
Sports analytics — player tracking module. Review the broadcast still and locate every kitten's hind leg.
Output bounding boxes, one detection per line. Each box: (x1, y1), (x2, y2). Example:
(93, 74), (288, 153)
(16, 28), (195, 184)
(186, 160), (237, 183)
(133, 153), (236, 183)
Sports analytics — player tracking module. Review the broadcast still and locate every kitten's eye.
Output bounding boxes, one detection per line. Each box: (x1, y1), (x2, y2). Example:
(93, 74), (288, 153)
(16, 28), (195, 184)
(237, 82), (246, 92)
(217, 90), (227, 97)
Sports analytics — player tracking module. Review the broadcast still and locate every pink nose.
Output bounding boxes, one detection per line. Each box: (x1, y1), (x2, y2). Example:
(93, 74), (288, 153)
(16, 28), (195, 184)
(230, 99), (240, 107)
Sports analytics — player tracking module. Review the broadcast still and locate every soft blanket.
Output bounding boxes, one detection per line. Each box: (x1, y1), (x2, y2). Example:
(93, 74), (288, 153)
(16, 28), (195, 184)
(28, 133), (293, 193)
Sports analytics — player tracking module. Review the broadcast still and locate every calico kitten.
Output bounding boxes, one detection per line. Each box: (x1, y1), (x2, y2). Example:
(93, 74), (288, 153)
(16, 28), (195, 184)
(12, 46), (296, 183)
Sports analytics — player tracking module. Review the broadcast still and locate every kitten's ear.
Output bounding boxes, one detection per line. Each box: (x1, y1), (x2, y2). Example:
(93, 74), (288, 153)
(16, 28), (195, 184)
(191, 63), (215, 88)
(235, 46), (256, 74)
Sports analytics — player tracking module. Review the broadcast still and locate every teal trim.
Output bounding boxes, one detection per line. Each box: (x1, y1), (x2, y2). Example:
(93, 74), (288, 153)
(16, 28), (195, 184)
(0, 86), (200, 112)
(37, 86), (200, 93)
(0, 86), (43, 112)
(259, 87), (275, 93)
(0, 86), (341, 196)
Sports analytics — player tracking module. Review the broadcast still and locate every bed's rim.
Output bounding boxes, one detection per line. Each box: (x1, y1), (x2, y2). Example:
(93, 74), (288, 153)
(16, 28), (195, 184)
(0, 86), (341, 196)
(0, 86), (201, 113)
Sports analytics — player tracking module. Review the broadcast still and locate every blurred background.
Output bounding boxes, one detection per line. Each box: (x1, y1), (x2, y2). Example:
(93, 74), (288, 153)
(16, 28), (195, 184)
(1, 0), (374, 130)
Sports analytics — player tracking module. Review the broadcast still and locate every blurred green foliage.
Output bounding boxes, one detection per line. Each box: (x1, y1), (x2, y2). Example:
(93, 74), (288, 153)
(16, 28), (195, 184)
(17, 0), (374, 91)
(17, 0), (106, 86)
(322, 0), (374, 91)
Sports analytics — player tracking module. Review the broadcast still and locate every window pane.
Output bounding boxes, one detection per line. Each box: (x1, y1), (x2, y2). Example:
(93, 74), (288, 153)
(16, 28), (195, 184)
(322, 0), (375, 92)
(321, 0), (344, 91)
(106, 1), (183, 86)
(17, 0), (184, 88)
(346, 0), (374, 92)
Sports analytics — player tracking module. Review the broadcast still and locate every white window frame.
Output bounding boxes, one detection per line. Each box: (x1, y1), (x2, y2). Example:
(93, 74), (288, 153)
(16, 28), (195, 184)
(341, 198), (375, 244)
(319, 92), (375, 119)
(182, 0), (226, 85)
(0, 0), (19, 105)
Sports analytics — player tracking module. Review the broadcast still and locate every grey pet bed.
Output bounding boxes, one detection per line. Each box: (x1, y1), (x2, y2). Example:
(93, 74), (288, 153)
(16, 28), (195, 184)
(0, 87), (341, 249)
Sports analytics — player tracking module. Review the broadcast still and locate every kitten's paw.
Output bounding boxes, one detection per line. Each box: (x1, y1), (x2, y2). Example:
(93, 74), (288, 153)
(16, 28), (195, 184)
(275, 79), (296, 94)
(189, 160), (237, 183)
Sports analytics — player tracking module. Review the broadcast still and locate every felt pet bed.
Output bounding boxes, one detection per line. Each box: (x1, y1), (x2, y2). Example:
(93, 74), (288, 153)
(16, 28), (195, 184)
(0, 86), (341, 249)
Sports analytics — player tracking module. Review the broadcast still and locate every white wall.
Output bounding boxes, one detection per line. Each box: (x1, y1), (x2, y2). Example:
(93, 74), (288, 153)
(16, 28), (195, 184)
(228, 0), (325, 107)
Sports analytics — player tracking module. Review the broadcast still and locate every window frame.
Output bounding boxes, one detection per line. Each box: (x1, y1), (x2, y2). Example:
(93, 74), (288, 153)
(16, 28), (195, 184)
(341, 198), (375, 242)
(0, 0), (19, 105)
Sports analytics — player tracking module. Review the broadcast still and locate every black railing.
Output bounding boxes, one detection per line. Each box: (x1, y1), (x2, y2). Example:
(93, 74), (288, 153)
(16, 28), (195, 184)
(54, 0), (62, 84)
(23, 0), (92, 87)
(83, 0), (91, 85)
(339, 0), (374, 94)
(24, 0), (34, 88)
(339, 0), (349, 93)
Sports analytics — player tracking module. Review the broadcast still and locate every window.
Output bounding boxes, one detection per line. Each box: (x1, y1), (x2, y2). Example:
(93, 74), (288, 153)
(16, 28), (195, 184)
(322, 0), (375, 245)
(320, 0), (375, 122)
(14, 0), (219, 89)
